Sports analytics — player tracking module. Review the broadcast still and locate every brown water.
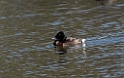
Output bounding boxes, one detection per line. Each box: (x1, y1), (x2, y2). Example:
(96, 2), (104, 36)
(0, 0), (124, 78)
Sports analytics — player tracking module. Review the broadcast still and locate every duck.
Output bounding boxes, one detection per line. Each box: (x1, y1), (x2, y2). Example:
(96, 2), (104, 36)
(52, 31), (85, 46)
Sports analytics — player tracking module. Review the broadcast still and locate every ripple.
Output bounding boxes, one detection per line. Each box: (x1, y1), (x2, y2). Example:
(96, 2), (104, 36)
(116, 4), (124, 7)
(26, 71), (34, 75)
(86, 35), (124, 46)
(39, 74), (47, 77)
(0, 32), (23, 39)
(0, 16), (6, 20)
(0, 0), (124, 78)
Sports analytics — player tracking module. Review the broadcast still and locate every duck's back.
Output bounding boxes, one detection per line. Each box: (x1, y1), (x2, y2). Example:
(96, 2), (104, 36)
(64, 37), (82, 45)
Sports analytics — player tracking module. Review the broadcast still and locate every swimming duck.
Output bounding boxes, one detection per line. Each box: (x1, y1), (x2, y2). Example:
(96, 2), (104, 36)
(52, 31), (85, 46)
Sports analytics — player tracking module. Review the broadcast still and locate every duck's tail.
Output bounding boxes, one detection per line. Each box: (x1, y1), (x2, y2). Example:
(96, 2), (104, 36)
(82, 39), (85, 43)
(82, 39), (86, 47)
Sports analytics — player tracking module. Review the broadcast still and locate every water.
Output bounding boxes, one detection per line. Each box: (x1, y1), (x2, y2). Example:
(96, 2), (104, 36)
(0, 0), (124, 78)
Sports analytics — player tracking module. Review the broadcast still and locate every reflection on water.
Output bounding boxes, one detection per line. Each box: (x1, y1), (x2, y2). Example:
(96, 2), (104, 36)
(0, 0), (124, 78)
(54, 41), (86, 63)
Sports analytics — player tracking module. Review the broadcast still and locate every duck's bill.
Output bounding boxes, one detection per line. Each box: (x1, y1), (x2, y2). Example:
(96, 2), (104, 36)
(51, 38), (56, 40)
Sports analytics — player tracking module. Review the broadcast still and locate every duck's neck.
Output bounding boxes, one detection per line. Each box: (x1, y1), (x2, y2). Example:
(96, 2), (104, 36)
(60, 36), (67, 43)
(63, 36), (67, 42)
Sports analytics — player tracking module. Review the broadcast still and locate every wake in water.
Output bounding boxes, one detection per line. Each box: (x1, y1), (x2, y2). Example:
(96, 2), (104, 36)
(85, 35), (124, 46)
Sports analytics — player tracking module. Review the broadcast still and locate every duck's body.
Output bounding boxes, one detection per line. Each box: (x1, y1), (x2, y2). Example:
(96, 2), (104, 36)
(52, 31), (85, 46)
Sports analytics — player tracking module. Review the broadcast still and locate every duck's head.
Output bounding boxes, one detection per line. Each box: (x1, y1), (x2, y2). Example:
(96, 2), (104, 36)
(52, 31), (67, 43)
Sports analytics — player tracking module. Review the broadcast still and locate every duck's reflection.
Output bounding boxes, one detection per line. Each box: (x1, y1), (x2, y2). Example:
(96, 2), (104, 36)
(54, 42), (86, 63)
(54, 46), (68, 63)
(53, 42), (87, 77)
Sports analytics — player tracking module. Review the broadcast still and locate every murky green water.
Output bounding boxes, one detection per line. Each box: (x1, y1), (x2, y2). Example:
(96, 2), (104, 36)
(0, 0), (124, 78)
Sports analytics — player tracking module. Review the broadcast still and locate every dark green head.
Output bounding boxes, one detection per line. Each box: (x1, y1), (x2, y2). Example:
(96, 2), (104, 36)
(53, 31), (67, 42)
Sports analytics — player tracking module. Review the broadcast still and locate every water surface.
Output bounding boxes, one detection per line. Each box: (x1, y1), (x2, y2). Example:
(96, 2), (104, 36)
(0, 0), (124, 78)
